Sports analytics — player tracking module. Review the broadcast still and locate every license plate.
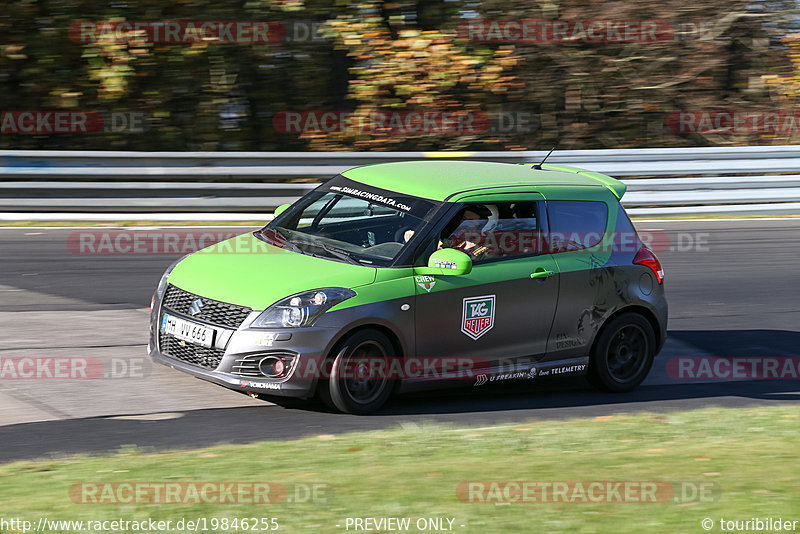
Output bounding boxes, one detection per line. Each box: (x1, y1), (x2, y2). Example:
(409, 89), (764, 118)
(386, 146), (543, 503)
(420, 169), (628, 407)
(160, 314), (215, 348)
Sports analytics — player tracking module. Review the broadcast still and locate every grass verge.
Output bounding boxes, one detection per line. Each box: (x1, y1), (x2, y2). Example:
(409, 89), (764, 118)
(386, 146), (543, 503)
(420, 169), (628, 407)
(0, 405), (798, 533)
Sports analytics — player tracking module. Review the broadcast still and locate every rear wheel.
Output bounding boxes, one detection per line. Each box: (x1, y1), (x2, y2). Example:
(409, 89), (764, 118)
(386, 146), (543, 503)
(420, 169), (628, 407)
(587, 313), (655, 392)
(317, 329), (396, 414)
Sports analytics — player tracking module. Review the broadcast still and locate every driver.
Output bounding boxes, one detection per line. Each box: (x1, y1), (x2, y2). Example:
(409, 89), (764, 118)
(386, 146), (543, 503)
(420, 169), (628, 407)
(438, 204), (495, 257)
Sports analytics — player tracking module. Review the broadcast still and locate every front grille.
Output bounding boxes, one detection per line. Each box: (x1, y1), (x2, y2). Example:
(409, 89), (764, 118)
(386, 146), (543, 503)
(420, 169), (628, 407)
(162, 284), (252, 329)
(159, 332), (226, 370)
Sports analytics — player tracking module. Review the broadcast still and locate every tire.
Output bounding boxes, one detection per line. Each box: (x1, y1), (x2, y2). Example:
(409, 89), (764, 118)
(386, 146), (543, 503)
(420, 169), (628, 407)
(587, 313), (656, 393)
(317, 329), (396, 414)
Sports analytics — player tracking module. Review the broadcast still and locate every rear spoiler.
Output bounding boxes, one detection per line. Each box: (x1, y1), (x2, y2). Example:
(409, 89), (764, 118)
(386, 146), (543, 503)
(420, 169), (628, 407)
(540, 164), (627, 200)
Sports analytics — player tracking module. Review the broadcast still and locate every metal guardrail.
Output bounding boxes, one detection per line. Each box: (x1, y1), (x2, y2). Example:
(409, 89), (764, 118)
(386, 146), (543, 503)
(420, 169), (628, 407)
(1, 147), (799, 219)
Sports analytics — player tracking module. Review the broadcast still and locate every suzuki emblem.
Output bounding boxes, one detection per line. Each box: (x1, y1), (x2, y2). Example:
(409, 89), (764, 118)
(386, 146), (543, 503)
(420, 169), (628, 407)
(188, 298), (205, 316)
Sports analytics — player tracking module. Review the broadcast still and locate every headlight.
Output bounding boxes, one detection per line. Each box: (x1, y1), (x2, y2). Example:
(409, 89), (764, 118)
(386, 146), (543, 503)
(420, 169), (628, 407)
(252, 288), (357, 328)
(155, 254), (189, 298)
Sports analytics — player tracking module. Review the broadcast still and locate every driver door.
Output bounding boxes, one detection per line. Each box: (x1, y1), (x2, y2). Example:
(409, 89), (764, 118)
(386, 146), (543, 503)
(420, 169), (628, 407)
(413, 193), (560, 370)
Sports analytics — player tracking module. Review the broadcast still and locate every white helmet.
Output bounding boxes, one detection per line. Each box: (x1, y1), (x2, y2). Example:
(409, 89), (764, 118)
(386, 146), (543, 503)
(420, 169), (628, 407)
(482, 204), (499, 232)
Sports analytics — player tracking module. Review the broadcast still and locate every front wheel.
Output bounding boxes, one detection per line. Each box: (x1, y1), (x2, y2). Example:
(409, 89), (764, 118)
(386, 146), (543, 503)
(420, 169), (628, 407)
(317, 329), (396, 414)
(587, 313), (655, 393)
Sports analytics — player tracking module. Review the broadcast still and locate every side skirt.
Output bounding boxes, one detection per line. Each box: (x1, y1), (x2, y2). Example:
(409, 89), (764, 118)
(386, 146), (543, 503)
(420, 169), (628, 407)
(396, 356), (589, 394)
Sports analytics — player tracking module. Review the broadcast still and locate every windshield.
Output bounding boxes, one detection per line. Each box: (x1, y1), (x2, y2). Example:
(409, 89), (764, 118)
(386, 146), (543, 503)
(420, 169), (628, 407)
(259, 176), (440, 266)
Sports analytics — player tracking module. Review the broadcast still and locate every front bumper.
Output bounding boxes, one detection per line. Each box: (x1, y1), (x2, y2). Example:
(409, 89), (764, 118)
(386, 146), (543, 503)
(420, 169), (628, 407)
(149, 292), (340, 399)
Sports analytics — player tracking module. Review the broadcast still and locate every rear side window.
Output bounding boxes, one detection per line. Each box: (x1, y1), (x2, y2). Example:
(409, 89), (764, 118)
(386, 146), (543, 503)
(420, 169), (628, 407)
(547, 200), (609, 253)
(613, 203), (642, 254)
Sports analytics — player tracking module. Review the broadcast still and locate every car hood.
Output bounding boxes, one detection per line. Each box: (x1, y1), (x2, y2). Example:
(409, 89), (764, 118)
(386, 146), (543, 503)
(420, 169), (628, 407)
(167, 233), (377, 310)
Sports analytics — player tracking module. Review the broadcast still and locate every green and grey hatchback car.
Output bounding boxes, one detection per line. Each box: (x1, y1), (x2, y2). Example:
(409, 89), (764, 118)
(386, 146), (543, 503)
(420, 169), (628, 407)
(149, 161), (667, 413)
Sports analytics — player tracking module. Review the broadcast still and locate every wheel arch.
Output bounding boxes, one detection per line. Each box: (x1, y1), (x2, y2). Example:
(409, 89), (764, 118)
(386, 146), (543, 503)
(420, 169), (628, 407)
(326, 323), (405, 360)
(311, 322), (405, 397)
(590, 304), (663, 357)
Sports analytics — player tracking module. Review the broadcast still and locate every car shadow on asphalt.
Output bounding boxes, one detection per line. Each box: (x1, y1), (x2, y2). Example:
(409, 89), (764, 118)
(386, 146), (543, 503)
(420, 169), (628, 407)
(1, 378), (797, 464)
(381, 328), (800, 415)
(667, 329), (800, 358)
(0, 330), (797, 463)
(382, 376), (800, 415)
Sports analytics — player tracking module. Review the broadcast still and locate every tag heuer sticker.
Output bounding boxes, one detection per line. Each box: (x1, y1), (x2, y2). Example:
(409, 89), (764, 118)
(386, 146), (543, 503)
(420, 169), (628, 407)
(415, 275), (436, 293)
(461, 295), (495, 340)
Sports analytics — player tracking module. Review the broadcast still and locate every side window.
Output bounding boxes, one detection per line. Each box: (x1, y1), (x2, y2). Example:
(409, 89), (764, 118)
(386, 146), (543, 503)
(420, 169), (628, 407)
(546, 200), (609, 253)
(438, 202), (541, 262)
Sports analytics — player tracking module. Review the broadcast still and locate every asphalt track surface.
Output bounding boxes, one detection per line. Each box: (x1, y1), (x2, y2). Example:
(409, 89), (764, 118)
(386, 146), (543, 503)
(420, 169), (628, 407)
(0, 220), (798, 463)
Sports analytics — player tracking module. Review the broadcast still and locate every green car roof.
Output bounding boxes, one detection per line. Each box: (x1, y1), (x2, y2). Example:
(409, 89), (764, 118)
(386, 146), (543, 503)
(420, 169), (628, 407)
(341, 160), (626, 201)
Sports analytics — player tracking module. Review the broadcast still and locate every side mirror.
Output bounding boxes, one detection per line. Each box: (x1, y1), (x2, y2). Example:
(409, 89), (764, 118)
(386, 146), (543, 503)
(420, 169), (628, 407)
(415, 248), (473, 276)
(274, 203), (291, 217)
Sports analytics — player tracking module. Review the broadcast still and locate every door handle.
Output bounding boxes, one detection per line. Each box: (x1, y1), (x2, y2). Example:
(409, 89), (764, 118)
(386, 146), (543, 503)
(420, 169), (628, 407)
(530, 268), (555, 279)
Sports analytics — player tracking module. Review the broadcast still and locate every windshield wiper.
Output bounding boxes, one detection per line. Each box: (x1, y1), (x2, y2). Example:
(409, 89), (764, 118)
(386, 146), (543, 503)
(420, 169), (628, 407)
(289, 238), (362, 265)
(317, 242), (362, 265)
(263, 228), (363, 265)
